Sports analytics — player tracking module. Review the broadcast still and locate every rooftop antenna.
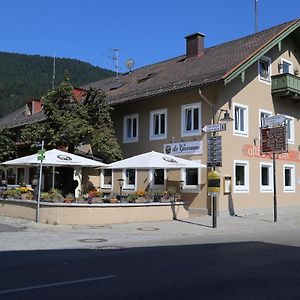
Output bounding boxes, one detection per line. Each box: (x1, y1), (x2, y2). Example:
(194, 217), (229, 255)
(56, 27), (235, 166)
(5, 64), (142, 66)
(255, 0), (258, 33)
(103, 48), (120, 80)
(113, 48), (119, 80)
(52, 52), (56, 89)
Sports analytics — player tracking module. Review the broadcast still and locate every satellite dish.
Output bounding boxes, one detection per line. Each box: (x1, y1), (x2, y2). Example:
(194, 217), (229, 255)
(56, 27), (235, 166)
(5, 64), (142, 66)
(125, 58), (135, 72)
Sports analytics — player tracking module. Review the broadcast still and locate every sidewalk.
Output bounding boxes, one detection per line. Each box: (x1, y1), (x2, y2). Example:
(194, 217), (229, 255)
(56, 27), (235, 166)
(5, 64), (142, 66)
(0, 206), (300, 251)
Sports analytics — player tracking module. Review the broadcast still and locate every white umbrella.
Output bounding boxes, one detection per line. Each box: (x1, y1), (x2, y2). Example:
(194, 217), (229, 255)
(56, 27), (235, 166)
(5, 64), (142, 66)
(106, 151), (206, 169)
(2, 149), (106, 168)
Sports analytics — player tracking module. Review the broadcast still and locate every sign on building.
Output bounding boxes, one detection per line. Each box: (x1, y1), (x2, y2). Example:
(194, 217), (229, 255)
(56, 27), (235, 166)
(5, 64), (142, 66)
(164, 141), (202, 156)
(207, 136), (222, 167)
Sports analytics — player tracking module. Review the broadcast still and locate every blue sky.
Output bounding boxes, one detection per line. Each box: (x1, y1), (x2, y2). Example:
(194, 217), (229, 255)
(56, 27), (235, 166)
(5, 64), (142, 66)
(0, 0), (299, 72)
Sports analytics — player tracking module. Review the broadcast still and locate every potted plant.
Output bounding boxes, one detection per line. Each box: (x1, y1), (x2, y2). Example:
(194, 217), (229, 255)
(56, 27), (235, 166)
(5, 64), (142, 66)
(64, 193), (75, 203)
(127, 193), (138, 203)
(49, 188), (64, 203)
(41, 192), (51, 202)
(135, 190), (148, 203)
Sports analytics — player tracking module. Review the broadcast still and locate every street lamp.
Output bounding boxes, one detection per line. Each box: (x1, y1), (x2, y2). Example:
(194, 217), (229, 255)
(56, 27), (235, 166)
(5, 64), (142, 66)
(117, 178), (125, 201)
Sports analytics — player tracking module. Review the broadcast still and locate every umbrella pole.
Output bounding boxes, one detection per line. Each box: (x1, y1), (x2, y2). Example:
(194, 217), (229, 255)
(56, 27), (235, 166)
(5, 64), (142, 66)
(52, 166), (55, 189)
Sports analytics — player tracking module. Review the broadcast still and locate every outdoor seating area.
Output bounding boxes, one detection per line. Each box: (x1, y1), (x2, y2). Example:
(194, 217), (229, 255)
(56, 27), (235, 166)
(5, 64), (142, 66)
(0, 149), (204, 224)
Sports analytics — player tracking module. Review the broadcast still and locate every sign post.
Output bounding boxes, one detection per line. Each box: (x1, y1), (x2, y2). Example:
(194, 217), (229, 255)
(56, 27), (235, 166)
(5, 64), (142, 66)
(36, 141), (45, 223)
(260, 117), (287, 222)
(207, 171), (221, 228)
(203, 123), (225, 228)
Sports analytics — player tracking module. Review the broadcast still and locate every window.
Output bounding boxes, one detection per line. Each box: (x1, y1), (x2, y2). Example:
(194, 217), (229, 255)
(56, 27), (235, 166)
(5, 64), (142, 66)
(258, 56), (271, 83)
(285, 116), (294, 144)
(260, 162), (273, 192)
(181, 161), (201, 191)
(181, 103), (201, 137)
(123, 114), (138, 143)
(233, 103), (248, 136)
(101, 169), (112, 189)
(259, 109), (272, 128)
(123, 169), (136, 190)
(234, 160), (249, 193)
(149, 169), (166, 188)
(283, 164), (295, 192)
(281, 58), (293, 74)
(153, 169), (165, 185)
(150, 109), (167, 140)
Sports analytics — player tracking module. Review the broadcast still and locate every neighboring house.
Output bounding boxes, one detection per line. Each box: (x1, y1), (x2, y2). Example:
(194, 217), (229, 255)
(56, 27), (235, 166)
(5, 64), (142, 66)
(84, 18), (300, 214)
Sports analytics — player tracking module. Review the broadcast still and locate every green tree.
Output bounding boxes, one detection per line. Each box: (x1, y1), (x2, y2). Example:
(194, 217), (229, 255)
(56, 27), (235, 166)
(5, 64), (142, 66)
(21, 78), (122, 162)
(0, 129), (16, 162)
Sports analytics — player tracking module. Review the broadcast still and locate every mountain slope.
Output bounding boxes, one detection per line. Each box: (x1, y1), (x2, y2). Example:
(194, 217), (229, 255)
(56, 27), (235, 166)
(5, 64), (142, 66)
(0, 52), (114, 117)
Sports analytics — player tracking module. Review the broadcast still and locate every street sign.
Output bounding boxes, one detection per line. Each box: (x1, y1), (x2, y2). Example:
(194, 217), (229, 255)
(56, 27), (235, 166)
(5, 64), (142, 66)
(260, 125), (287, 154)
(202, 123), (226, 133)
(262, 115), (285, 127)
(37, 149), (46, 161)
(207, 136), (222, 167)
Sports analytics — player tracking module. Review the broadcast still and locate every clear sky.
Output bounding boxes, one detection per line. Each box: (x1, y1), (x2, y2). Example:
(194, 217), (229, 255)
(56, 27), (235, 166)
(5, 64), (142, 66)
(0, 0), (299, 72)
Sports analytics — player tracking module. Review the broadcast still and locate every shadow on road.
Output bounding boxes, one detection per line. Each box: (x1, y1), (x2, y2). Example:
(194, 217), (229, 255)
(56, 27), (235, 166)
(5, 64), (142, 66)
(0, 241), (300, 299)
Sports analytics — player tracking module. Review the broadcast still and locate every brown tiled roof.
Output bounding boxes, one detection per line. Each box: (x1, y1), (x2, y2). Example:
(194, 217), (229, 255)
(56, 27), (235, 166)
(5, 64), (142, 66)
(84, 19), (299, 105)
(0, 107), (46, 130)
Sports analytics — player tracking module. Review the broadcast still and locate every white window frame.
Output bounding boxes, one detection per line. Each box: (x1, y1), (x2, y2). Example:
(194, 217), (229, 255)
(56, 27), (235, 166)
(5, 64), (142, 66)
(180, 160), (201, 192)
(233, 102), (248, 137)
(181, 102), (201, 137)
(284, 115), (295, 144)
(149, 109), (167, 140)
(258, 56), (271, 84)
(149, 168), (167, 189)
(122, 168), (137, 191)
(280, 58), (293, 74)
(234, 160), (249, 193)
(283, 164), (295, 192)
(100, 169), (113, 190)
(123, 113), (138, 143)
(260, 162), (273, 193)
(259, 109), (272, 128)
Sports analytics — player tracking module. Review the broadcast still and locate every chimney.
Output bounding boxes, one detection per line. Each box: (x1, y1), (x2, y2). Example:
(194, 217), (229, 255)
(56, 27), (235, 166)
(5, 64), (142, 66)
(185, 32), (205, 58)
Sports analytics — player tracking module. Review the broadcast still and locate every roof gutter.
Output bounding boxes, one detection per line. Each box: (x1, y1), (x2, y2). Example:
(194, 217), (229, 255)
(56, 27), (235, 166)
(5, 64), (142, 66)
(223, 19), (300, 85)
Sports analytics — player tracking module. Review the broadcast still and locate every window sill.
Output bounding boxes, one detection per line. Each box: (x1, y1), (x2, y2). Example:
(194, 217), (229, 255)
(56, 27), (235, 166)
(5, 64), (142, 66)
(123, 138), (138, 144)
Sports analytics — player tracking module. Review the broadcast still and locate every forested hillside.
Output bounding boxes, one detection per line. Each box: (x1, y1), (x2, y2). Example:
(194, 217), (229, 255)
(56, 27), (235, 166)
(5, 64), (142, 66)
(0, 52), (114, 117)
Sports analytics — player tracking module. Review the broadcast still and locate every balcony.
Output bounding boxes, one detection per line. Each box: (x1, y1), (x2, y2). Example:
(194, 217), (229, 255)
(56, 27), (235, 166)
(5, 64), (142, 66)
(271, 73), (300, 100)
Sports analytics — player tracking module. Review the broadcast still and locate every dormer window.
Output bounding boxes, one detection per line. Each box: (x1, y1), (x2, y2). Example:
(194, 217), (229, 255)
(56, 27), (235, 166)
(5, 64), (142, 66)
(258, 56), (271, 83)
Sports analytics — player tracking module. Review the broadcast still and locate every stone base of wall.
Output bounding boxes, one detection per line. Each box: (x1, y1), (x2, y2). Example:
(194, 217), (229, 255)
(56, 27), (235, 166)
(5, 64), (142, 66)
(0, 199), (189, 225)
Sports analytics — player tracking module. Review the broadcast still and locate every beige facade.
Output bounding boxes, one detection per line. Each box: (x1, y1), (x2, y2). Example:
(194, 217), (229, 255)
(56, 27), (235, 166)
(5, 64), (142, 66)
(103, 35), (300, 215)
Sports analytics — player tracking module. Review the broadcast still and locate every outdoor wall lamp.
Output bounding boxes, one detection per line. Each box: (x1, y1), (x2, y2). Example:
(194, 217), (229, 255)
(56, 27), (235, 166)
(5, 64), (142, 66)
(278, 62), (283, 72)
(219, 109), (234, 123)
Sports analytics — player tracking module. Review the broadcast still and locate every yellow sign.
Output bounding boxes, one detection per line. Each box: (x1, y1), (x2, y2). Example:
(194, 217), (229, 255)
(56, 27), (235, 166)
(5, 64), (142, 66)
(207, 171), (220, 193)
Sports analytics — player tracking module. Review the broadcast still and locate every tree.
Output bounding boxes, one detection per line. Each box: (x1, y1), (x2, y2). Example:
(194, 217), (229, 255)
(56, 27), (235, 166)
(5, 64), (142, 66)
(21, 78), (122, 162)
(0, 129), (16, 162)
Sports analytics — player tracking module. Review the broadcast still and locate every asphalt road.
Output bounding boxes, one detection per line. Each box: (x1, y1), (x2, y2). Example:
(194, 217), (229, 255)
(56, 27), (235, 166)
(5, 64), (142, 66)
(0, 241), (300, 299)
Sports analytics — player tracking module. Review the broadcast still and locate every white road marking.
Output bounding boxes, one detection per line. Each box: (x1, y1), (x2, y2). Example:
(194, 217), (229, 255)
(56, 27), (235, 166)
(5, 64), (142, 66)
(0, 275), (116, 295)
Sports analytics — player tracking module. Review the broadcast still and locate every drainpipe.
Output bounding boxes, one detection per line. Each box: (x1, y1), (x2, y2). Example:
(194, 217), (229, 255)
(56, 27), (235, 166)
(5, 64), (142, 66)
(198, 88), (216, 124)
